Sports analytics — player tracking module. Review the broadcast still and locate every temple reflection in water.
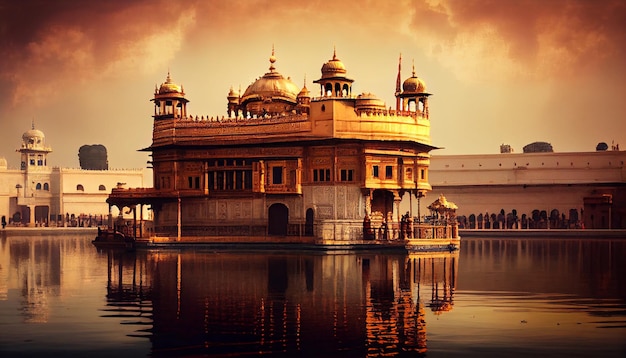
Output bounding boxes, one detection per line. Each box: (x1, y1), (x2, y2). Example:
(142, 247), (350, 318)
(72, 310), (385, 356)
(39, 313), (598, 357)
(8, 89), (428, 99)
(103, 249), (458, 356)
(2, 236), (624, 356)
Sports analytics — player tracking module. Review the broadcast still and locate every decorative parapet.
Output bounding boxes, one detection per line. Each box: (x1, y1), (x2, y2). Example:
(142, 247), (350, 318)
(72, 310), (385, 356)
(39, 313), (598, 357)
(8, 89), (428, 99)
(152, 114), (314, 147)
(334, 112), (431, 144)
(151, 108), (432, 148)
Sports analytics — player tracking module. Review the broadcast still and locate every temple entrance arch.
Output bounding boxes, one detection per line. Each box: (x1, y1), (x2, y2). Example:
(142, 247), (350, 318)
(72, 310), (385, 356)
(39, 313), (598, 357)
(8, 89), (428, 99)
(268, 203), (289, 236)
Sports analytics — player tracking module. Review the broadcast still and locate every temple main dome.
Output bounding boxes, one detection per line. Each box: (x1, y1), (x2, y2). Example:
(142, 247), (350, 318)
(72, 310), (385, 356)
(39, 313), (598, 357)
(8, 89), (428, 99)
(241, 52), (300, 103)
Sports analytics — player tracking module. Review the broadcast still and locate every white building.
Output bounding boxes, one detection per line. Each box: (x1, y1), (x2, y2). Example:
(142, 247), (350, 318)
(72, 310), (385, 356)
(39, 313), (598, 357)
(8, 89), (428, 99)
(0, 125), (147, 227)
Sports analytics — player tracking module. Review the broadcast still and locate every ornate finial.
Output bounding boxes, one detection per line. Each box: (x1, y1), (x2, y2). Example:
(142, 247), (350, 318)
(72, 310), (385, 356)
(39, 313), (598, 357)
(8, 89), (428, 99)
(412, 59), (416, 77)
(31, 118), (35, 130)
(166, 69), (172, 83)
(332, 46), (337, 60)
(269, 45), (276, 71)
(303, 74), (307, 88)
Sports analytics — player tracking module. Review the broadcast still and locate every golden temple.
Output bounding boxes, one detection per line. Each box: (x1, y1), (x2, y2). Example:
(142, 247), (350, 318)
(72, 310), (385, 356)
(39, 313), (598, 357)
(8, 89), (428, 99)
(97, 48), (460, 251)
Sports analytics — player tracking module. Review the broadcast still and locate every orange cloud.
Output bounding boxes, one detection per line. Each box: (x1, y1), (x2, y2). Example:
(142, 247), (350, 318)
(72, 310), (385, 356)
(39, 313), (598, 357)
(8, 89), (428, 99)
(1, 0), (197, 107)
(408, 0), (626, 82)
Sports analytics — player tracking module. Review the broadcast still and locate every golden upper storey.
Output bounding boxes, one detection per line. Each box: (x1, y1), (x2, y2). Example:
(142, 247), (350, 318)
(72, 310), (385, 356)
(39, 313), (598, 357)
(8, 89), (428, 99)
(148, 49), (434, 151)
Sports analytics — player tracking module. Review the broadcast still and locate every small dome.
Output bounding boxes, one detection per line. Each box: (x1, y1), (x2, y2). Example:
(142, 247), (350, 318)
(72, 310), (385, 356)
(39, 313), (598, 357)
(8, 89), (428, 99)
(297, 84), (310, 98)
(0, 157), (7, 170)
(402, 63), (427, 94)
(227, 87), (239, 102)
(158, 72), (183, 94)
(402, 75), (426, 93)
(320, 49), (347, 79)
(356, 93), (386, 111)
(23, 128), (45, 141)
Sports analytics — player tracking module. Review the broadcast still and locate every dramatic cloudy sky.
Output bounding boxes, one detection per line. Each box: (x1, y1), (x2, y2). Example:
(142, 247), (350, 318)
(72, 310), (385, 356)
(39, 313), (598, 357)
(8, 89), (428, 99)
(0, 0), (624, 169)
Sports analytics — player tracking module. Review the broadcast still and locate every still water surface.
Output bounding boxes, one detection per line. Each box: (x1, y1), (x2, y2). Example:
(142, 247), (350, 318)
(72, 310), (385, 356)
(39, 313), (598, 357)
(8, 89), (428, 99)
(0, 234), (624, 357)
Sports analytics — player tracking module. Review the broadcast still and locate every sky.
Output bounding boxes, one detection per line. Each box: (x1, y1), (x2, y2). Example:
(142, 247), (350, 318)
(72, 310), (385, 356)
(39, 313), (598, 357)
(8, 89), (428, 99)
(0, 0), (624, 169)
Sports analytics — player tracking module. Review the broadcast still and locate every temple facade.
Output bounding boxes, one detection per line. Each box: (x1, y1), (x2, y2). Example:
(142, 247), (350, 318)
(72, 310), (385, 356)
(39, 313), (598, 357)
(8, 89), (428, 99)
(107, 49), (458, 244)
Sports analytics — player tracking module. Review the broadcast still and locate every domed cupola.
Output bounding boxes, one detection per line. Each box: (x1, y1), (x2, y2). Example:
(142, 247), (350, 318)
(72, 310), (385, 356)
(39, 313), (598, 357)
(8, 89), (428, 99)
(395, 60), (431, 118)
(402, 71), (427, 94)
(18, 122), (52, 171)
(22, 127), (46, 149)
(320, 49), (348, 79)
(227, 86), (239, 102)
(227, 86), (241, 117)
(314, 48), (354, 98)
(297, 76), (311, 100)
(239, 48), (300, 117)
(296, 76), (311, 114)
(152, 71), (189, 120)
(158, 72), (184, 95)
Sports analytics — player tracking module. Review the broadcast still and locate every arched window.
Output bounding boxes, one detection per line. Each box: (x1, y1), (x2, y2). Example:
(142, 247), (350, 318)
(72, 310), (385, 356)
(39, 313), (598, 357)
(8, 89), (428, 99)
(98, 185), (106, 191)
(43, 183), (49, 191)
(76, 184), (84, 191)
(36, 183), (42, 190)
(324, 83), (332, 96)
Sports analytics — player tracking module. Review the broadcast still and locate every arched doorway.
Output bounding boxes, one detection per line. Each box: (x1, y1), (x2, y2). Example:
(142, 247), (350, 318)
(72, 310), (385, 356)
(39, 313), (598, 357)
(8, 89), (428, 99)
(268, 203), (289, 236)
(305, 208), (314, 236)
(35, 206), (49, 225)
(12, 211), (22, 225)
(371, 190), (394, 222)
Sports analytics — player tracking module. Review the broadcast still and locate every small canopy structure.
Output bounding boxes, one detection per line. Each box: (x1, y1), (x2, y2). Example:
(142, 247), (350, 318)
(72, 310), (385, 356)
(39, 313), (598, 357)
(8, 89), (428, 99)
(428, 194), (458, 214)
